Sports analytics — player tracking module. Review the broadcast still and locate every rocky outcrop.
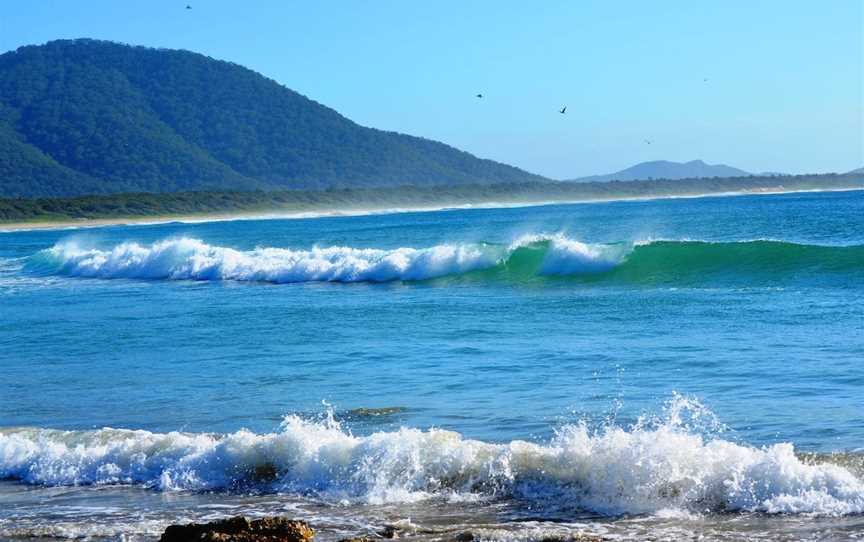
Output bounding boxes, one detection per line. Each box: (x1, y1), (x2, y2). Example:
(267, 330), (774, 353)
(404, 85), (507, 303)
(158, 516), (606, 542)
(159, 516), (314, 542)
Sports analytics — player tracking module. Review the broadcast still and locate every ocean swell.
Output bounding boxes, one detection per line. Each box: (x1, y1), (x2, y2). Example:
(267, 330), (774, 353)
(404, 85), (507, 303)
(29, 235), (625, 283)
(27, 236), (864, 284)
(31, 238), (502, 283)
(1, 399), (862, 516)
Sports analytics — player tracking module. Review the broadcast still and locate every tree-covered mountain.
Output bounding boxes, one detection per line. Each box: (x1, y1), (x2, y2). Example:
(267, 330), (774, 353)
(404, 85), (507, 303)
(0, 39), (546, 198)
(568, 159), (750, 183)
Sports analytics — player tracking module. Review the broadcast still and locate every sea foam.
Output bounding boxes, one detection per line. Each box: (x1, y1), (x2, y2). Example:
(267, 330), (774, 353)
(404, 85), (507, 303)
(1, 398), (862, 516)
(29, 236), (864, 284)
(33, 235), (625, 283)
(37, 238), (501, 283)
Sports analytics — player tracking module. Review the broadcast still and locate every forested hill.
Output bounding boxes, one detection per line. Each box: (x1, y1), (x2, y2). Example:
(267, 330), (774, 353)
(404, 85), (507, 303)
(0, 39), (546, 198)
(569, 160), (751, 183)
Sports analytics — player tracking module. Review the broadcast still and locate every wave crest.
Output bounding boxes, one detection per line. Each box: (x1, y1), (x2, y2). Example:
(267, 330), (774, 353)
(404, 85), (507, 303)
(33, 238), (502, 283)
(1, 398), (862, 516)
(28, 236), (864, 284)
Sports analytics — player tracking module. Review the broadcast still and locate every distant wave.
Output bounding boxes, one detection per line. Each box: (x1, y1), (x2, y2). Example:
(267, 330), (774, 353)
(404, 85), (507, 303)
(25, 235), (619, 283)
(29, 237), (501, 282)
(28, 236), (864, 284)
(1, 397), (862, 516)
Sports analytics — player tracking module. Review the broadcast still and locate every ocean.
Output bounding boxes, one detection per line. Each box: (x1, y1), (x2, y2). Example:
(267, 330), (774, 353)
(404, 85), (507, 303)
(1, 190), (863, 541)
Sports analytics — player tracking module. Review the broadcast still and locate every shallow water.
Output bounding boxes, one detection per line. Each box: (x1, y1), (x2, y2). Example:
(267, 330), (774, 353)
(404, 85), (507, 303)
(1, 190), (863, 540)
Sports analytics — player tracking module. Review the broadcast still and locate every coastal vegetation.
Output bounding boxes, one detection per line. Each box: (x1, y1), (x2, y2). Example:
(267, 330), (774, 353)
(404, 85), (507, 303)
(0, 39), (543, 199)
(1, 40), (860, 225)
(2, 173), (860, 223)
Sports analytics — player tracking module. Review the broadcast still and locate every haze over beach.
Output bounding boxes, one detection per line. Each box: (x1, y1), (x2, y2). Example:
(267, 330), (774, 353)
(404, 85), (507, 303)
(1, 2), (863, 542)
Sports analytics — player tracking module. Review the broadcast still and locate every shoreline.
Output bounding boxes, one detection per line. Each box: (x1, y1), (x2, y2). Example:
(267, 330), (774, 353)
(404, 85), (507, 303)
(1, 186), (861, 233)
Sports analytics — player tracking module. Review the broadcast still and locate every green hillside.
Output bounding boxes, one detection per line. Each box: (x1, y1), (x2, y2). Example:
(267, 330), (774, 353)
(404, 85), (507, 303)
(0, 39), (545, 197)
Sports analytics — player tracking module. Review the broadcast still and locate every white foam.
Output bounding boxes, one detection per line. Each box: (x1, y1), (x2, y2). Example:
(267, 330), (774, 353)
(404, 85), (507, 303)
(512, 234), (626, 275)
(34, 236), (630, 283)
(1, 398), (861, 516)
(37, 238), (502, 283)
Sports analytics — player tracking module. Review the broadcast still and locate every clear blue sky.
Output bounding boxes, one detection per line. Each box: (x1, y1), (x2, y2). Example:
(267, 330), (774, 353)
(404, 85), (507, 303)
(1, 1), (862, 178)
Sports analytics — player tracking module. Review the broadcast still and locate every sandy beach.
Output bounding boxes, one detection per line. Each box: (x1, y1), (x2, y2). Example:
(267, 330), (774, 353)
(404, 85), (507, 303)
(3, 186), (861, 233)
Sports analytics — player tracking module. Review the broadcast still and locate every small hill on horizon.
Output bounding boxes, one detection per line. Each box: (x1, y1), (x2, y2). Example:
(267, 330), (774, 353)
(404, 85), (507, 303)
(0, 39), (547, 198)
(567, 160), (751, 183)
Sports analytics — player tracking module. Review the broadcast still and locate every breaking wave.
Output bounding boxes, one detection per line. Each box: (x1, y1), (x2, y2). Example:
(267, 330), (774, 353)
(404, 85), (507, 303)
(1, 397), (862, 516)
(27, 236), (864, 284)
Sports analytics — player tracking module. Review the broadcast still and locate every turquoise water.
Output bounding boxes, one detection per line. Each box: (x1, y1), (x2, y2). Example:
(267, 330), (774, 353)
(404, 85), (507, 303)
(1, 190), (863, 540)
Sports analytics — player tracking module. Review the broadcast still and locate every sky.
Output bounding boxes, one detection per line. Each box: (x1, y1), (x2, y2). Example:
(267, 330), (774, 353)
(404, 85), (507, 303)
(1, 1), (862, 179)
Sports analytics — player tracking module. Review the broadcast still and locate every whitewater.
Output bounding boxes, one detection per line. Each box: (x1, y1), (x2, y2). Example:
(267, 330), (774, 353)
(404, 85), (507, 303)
(29, 234), (622, 282)
(27, 235), (863, 285)
(2, 190), (863, 541)
(1, 397), (863, 517)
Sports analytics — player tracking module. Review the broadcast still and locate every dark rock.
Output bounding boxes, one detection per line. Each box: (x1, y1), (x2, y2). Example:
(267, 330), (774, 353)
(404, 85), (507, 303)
(377, 523), (441, 539)
(250, 462), (279, 482)
(346, 407), (407, 417)
(454, 532), (475, 542)
(378, 526), (398, 539)
(159, 516), (314, 542)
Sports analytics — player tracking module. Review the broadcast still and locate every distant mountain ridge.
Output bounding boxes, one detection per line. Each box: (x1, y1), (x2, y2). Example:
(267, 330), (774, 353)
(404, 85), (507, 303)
(568, 160), (751, 183)
(0, 39), (547, 198)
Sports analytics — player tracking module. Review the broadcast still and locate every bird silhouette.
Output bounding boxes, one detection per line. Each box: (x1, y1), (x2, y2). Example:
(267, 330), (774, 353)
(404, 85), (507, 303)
(476, 93), (483, 98)
(186, 4), (192, 9)
(559, 106), (567, 114)
(644, 139), (652, 145)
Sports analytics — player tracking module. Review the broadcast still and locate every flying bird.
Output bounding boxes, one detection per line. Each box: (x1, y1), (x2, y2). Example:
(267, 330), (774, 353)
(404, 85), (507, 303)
(559, 106), (567, 114)
(476, 93), (483, 98)
(186, 4), (192, 9)
(644, 139), (652, 145)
